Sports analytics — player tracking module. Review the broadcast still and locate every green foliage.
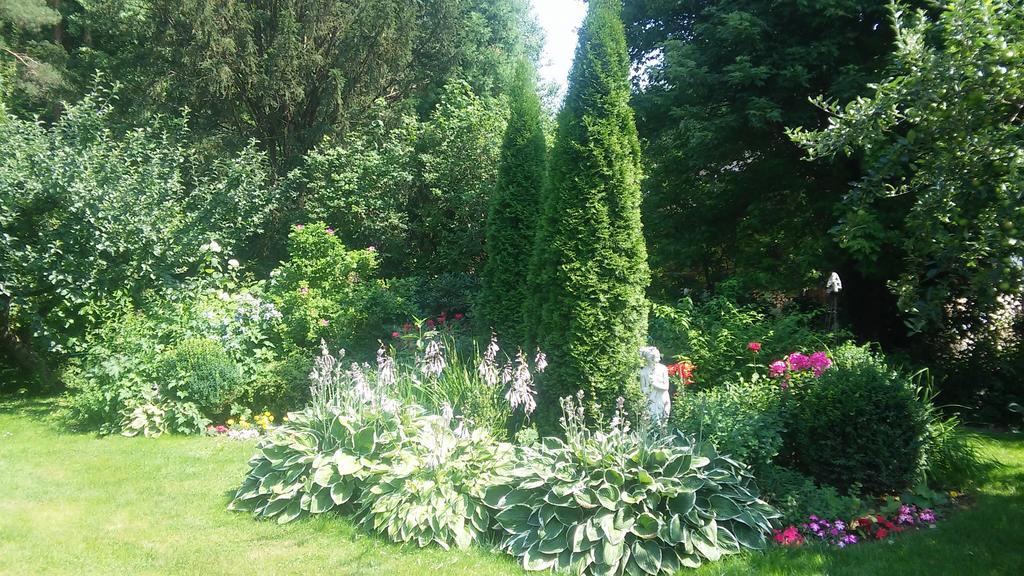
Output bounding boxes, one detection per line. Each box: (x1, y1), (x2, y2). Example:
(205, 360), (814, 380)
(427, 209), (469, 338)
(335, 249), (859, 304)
(358, 424), (516, 549)
(146, 0), (539, 173)
(649, 295), (832, 386)
(623, 0), (903, 295)
(288, 82), (508, 280)
(916, 375), (998, 490)
(240, 353), (313, 416)
(0, 89), (273, 370)
(672, 377), (785, 469)
(789, 0), (1024, 344)
(227, 402), (418, 524)
(528, 0), (649, 431)
(755, 465), (868, 526)
(478, 59), (548, 345)
(487, 395), (778, 574)
(407, 81), (509, 277)
(158, 338), (243, 417)
(269, 222), (414, 357)
(785, 343), (928, 494)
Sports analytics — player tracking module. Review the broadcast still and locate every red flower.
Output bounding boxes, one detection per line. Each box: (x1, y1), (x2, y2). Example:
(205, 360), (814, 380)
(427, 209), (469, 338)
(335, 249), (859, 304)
(426, 319), (435, 329)
(402, 323), (412, 332)
(391, 331), (400, 338)
(454, 313), (465, 320)
(875, 528), (888, 540)
(667, 361), (696, 385)
(747, 341), (762, 352)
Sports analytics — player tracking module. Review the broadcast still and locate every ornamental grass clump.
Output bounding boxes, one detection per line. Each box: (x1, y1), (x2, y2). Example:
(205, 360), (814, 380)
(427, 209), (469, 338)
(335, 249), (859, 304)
(487, 392), (779, 575)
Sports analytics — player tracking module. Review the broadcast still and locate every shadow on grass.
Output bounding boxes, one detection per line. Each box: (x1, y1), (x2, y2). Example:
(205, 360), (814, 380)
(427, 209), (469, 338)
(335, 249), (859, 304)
(0, 394), (60, 421)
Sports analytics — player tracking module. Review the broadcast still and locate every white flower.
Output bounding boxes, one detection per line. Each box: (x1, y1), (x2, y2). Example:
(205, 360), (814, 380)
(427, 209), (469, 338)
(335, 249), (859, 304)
(227, 258), (240, 269)
(203, 240), (222, 253)
(376, 343), (396, 387)
(478, 333), (501, 386)
(534, 348), (548, 373)
(505, 348), (537, 416)
(419, 339), (447, 378)
(217, 291), (230, 301)
(441, 402), (455, 424)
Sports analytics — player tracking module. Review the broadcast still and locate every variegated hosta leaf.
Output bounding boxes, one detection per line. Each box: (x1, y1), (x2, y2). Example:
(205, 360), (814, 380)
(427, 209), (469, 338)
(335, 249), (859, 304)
(355, 423), (516, 549)
(488, 432), (780, 575)
(227, 404), (418, 522)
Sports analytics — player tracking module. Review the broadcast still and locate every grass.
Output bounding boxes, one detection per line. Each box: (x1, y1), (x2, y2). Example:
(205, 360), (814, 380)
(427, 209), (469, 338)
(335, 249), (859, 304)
(1, 395), (1022, 575)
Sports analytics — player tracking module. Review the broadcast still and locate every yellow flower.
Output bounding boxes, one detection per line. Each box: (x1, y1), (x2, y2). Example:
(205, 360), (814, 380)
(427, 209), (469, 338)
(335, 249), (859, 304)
(283, 416), (289, 422)
(268, 415), (275, 422)
(227, 419), (235, 426)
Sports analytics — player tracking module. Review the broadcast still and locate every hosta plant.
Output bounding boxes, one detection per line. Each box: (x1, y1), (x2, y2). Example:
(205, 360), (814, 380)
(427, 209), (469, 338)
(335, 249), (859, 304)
(487, 393), (778, 575)
(357, 417), (517, 549)
(228, 344), (422, 523)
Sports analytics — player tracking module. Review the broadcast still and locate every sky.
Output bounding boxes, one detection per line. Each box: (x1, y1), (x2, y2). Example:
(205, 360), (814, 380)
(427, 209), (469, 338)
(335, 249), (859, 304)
(531, 0), (588, 95)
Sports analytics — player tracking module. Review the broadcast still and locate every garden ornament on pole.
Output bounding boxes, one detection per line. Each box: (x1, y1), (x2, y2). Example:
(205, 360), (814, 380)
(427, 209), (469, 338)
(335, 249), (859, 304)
(639, 346), (671, 424)
(826, 271), (842, 346)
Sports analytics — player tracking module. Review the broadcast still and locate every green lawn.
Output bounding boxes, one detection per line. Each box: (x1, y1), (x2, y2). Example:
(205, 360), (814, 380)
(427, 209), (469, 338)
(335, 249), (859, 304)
(1, 396), (1022, 575)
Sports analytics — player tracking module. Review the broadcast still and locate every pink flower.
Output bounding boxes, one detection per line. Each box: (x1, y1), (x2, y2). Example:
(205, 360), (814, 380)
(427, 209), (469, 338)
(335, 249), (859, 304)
(454, 312), (465, 320)
(367, 245), (377, 252)
(391, 331), (400, 338)
(425, 319), (435, 329)
(809, 351), (832, 376)
(788, 352), (812, 372)
(319, 319), (329, 327)
(769, 360), (787, 377)
(299, 287), (309, 295)
(748, 341), (762, 352)
(325, 227), (335, 235)
(294, 224), (304, 231)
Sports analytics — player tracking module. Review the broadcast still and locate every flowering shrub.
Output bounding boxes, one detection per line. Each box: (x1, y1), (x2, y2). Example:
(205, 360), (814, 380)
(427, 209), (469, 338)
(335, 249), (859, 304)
(768, 350), (832, 388)
(784, 343), (928, 494)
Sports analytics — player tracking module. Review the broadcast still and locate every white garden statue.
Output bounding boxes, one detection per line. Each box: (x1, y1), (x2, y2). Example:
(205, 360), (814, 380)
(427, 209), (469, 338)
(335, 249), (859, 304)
(639, 346), (671, 424)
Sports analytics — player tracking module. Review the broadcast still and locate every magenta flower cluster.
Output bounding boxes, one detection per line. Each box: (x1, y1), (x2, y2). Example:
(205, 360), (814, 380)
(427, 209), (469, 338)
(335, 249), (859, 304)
(769, 351), (833, 387)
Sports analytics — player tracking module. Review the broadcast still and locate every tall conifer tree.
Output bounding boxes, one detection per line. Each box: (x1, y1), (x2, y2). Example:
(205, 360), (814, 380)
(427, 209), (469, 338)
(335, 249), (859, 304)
(479, 60), (548, 346)
(528, 0), (649, 432)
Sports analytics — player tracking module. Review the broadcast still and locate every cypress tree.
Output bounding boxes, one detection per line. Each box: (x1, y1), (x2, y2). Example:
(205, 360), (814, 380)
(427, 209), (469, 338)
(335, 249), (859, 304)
(478, 60), (548, 346)
(527, 0), (649, 432)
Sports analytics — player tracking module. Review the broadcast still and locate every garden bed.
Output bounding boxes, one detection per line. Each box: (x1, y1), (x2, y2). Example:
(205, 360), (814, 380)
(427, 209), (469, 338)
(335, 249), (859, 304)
(1, 397), (1021, 576)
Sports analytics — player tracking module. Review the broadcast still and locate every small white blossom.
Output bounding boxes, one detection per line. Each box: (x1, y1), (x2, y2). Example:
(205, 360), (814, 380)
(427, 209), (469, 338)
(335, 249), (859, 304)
(227, 258), (240, 269)
(420, 339), (447, 378)
(505, 348), (537, 416)
(376, 342), (396, 387)
(534, 348), (548, 373)
(478, 333), (501, 386)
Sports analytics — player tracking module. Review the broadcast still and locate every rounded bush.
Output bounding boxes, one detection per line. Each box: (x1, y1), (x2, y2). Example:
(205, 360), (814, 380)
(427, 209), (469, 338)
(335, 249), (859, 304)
(785, 345), (927, 494)
(160, 338), (243, 416)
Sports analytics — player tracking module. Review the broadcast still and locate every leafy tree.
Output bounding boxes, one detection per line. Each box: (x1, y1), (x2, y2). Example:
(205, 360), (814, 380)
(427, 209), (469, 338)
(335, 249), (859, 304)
(621, 1), (913, 305)
(478, 59), (548, 345)
(146, 0), (539, 174)
(789, 0), (1023, 351)
(0, 0), (65, 115)
(0, 90), (273, 386)
(286, 81), (507, 279)
(528, 0), (649, 432)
